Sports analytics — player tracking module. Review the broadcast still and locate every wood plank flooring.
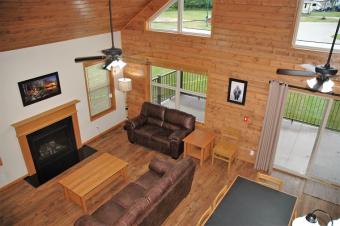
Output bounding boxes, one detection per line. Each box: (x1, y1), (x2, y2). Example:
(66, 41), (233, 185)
(0, 126), (339, 226)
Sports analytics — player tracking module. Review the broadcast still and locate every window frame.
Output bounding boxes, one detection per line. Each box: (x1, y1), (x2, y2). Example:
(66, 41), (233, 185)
(83, 60), (116, 121)
(292, 0), (340, 53)
(149, 65), (207, 122)
(147, 0), (213, 37)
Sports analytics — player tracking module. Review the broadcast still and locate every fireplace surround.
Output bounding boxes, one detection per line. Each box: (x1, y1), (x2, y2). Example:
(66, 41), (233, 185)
(12, 100), (82, 176)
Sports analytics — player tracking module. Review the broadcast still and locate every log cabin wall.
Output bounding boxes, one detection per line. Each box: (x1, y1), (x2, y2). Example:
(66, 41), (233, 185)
(121, 0), (340, 163)
(0, 0), (152, 51)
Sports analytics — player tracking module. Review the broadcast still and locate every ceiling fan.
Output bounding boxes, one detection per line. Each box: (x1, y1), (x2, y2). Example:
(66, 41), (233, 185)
(277, 18), (340, 93)
(74, 0), (125, 71)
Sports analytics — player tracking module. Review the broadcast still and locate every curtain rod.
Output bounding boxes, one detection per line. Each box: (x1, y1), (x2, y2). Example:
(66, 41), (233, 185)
(269, 80), (340, 97)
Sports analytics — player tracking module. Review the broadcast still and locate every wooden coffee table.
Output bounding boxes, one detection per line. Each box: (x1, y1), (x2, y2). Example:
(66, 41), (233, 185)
(183, 129), (216, 167)
(58, 153), (128, 213)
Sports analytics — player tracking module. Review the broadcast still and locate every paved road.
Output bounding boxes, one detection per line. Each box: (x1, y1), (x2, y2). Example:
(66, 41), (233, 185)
(296, 22), (340, 48)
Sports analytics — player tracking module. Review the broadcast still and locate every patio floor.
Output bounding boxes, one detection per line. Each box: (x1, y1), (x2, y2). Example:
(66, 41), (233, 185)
(160, 94), (206, 122)
(274, 119), (340, 185)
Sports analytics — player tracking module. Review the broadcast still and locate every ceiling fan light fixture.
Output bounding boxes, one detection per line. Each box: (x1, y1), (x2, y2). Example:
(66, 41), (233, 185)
(104, 58), (127, 73)
(321, 79), (334, 93)
(307, 78), (334, 93)
(307, 78), (318, 89)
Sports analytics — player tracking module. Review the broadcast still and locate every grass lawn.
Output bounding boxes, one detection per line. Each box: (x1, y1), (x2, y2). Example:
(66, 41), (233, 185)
(301, 11), (340, 22)
(310, 11), (340, 17)
(151, 66), (207, 94)
(151, 9), (212, 31)
(284, 91), (340, 131)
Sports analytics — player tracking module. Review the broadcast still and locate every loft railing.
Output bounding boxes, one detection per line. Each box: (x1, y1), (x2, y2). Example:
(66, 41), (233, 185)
(283, 92), (340, 131)
(152, 70), (208, 104)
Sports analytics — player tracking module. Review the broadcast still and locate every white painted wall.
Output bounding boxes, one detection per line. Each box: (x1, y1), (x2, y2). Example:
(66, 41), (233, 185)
(0, 32), (126, 188)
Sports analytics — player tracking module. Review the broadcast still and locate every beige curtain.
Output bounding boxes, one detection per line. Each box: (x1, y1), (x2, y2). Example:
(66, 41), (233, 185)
(255, 80), (289, 172)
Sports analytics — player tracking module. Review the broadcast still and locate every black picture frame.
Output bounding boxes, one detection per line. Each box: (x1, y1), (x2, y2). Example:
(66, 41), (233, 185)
(227, 78), (248, 105)
(18, 72), (62, 106)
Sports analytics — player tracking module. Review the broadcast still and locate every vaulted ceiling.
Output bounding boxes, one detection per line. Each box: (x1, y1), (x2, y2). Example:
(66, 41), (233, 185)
(0, 0), (152, 52)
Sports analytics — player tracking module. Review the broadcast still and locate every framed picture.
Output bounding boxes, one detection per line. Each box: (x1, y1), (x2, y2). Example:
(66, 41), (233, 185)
(227, 78), (248, 105)
(18, 72), (62, 106)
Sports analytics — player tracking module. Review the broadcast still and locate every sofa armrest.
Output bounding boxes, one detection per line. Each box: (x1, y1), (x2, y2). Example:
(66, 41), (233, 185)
(74, 215), (106, 226)
(169, 129), (190, 142)
(124, 115), (146, 130)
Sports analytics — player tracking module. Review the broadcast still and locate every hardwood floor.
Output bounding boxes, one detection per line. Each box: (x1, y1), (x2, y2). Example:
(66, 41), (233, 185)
(0, 126), (339, 226)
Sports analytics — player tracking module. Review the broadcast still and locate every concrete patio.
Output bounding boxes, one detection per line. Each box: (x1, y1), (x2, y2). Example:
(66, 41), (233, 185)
(274, 119), (340, 185)
(160, 94), (206, 122)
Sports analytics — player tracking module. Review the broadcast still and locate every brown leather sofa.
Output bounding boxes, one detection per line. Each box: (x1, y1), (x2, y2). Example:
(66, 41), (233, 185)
(124, 102), (195, 159)
(74, 157), (196, 226)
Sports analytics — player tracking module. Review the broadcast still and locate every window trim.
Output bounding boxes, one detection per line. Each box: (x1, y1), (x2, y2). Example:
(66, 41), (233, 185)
(292, 0), (340, 53)
(147, 0), (213, 37)
(83, 60), (116, 121)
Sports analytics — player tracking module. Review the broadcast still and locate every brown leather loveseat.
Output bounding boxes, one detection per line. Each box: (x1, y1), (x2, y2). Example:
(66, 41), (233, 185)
(74, 157), (196, 226)
(124, 102), (195, 159)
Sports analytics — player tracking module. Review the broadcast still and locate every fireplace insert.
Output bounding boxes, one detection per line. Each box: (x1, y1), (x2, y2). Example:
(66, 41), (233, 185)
(27, 116), (79, 184)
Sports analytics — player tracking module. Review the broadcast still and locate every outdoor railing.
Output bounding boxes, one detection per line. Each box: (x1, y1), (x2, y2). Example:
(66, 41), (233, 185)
(152, 70), (177, 103)
(152, 70), (208, 104)
(283, 91), (340, 131)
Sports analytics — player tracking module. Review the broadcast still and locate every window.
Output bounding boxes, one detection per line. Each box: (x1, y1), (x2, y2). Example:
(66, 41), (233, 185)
(149, 0), (213, 36)
(84, 61), (116, 121)
(293, 0), (340, 50)
(151, 66), (207, 122)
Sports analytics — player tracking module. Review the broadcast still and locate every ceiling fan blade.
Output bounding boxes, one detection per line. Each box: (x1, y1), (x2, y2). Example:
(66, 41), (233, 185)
(300, 64), (316, 72)
(74, 56), (106, 62)
(276, 69), (317, 77)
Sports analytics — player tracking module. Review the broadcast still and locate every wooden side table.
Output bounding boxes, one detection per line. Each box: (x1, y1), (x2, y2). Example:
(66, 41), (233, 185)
(211, 141), (237, 175)
(183, 129), (216, 167)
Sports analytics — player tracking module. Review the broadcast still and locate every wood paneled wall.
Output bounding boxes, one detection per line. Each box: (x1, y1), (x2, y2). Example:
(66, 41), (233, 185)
(123, 61), (150, 118)
(0, 0), (151, 51)
(121, 0), (340, 163)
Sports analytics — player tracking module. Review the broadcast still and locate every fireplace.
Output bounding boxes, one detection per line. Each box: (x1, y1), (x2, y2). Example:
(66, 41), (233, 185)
(12, 100), (97, 187)
(27, 116), (79, 183)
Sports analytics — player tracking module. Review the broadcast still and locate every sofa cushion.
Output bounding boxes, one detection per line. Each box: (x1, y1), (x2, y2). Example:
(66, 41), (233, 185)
(115, 198), (150, 226)
(150, 137), (171, 153)
(164, 108), (195, 130)
(91, 200), (126, 225)
(144, 175), (172, 204)
(162, 122), (181, 131)
(148, 157), (174, 176)
(141, 102), (166, 121)
(150, 128), (173, 149)
(134, 124), (160, 140)
(112, 183), (146, 209)
(147, 117), (163, 127)
(135, 170), (161, 190)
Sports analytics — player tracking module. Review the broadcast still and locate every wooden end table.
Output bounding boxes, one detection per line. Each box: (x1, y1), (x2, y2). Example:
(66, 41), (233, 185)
(58, 153), (128, 213)
(183, 129), (216, 167)
(212, 141), (237, 175)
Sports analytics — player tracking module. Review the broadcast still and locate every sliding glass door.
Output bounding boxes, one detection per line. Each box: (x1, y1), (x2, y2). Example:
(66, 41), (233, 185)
(274, 90), (340, 186)
(308, 100), (340, 185)
(274, 91), (328, 175)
